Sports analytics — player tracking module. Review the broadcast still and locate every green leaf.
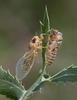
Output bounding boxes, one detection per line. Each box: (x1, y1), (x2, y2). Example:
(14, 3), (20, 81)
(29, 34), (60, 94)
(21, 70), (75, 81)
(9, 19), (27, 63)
(51, 65), (77, 82)
(0, 66), (25, 100)
(41, 6), (50, 34)
(41, 6), (50, 47)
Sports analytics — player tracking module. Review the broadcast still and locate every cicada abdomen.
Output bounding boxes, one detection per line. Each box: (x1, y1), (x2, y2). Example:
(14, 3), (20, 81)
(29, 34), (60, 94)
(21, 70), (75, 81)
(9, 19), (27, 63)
(46, 29), (63, 67)
(16, 35), (41, 80)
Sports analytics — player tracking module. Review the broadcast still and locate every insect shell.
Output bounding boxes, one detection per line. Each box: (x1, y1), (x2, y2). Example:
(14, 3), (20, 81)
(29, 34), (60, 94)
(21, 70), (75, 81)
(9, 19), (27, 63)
(16, 35), (42, 80)
(46, 29), (63, 67)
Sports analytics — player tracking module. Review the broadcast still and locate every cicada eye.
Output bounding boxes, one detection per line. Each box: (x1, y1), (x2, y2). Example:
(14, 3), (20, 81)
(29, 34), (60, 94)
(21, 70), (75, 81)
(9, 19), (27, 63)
(32, 38), (36, 43)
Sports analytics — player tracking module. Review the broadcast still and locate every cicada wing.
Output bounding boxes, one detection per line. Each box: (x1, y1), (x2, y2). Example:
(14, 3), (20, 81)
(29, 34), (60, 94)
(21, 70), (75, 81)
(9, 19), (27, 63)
(16, 50), (35, 80)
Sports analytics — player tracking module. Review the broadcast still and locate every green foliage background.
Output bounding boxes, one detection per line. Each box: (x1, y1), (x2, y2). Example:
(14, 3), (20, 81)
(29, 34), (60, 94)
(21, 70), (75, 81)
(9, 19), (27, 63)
(0, 0), (77, 100)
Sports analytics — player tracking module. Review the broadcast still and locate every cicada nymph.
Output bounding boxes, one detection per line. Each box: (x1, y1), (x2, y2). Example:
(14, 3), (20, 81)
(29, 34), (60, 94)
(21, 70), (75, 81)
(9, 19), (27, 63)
(46, 29), (63, 67)
(16, 35), (42, 80)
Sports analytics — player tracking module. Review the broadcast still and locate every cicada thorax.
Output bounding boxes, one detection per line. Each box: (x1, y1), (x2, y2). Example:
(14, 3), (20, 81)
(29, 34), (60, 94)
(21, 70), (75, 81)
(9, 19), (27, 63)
(46, 29), (63, 67)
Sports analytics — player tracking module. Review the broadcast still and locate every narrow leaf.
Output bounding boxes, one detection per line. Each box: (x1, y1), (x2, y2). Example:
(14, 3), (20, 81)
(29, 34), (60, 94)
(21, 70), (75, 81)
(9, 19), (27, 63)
(41, 6), (50, 33)
(51, 65), (77, 82)
(41, 6), (50, 49)
(0, 66), (25, 100)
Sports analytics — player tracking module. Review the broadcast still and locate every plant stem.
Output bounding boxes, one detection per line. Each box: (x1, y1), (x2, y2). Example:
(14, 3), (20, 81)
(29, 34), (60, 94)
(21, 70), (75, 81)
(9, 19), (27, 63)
(19, 45), (47, 100)
(19, 6), (50, 100)
(19, 63), (46, 100)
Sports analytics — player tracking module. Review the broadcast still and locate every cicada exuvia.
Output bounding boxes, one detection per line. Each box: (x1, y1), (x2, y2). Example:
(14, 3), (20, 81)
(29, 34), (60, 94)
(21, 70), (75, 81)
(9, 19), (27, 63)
(46, 29), (63, 67)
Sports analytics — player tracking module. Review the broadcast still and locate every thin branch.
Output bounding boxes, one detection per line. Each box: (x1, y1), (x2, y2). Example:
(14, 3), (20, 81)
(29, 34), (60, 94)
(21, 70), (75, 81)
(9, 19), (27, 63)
(19, 6), (50, 100)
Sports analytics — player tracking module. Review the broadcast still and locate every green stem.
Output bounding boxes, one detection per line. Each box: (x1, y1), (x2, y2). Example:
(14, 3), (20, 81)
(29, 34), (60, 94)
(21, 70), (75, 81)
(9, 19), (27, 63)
(19, 6), (50, 100)
(19, 38), (47, 100)
(19, 52), (46, 100)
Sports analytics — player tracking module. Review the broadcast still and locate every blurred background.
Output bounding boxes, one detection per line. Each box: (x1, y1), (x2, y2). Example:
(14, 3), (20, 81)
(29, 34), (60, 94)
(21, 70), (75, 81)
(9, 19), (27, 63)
(0, 0), (77, 100)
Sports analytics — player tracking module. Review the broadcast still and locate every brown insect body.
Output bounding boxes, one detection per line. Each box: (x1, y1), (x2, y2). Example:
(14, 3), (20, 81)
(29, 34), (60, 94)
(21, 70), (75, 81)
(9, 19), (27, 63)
(16, 35), (42, 80)
(46, 30), (63, 67)
(22, 36), (41, 72)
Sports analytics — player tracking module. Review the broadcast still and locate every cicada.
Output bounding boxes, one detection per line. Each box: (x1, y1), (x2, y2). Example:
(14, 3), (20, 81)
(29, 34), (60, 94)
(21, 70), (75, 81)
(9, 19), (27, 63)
(16, 35), (42, 80)
(16, 29), (63, 80)
(46, 29), (63, 67)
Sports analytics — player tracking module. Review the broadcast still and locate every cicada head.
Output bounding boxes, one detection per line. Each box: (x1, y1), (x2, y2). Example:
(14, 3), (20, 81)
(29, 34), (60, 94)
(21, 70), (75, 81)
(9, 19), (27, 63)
(29, 35), (41, 50)
(50, 29), (63, 42)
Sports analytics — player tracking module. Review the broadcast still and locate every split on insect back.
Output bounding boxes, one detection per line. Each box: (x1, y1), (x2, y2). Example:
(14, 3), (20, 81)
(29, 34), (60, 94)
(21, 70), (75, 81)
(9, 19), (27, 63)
(16, 28), (63, 81)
